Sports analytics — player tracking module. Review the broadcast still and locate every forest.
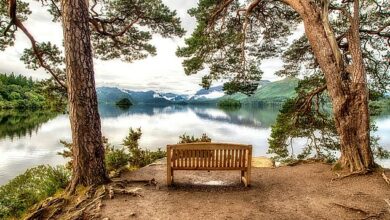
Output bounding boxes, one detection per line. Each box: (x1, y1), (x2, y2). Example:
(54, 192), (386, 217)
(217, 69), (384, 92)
(0, 73), (65, 110)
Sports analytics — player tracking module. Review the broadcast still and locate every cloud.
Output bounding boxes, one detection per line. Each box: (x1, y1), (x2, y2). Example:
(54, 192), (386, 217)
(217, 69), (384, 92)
(0, 0), (286, 94)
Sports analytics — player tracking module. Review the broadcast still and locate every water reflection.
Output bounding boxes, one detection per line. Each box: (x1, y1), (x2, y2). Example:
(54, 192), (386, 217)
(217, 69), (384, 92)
(98, 104), (279, 128)
(0, 104), (389, 185)
(0, 110), (59, 140)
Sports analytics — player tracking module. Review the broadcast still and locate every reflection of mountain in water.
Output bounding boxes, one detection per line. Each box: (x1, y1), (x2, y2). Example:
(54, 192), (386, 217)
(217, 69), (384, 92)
(98, 104), (279, 128)
(0, 110), (60, 140)
(192, 106), (279, 128)
(98, 104), (189, 118)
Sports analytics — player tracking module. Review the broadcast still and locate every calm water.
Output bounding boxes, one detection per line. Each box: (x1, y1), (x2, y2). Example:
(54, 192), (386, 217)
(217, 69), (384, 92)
(1, 104), (389, 185)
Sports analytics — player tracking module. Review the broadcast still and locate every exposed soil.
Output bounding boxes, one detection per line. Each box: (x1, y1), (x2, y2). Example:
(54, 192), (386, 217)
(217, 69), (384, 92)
(99, 160), (390, 220)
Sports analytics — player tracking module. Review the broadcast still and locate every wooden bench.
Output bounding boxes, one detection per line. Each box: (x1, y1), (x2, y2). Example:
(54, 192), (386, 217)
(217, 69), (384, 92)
(166, 143), (252, 186)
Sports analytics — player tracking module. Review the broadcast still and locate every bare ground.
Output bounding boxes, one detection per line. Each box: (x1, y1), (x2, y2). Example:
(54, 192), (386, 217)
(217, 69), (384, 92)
(100, 160), (390, 220)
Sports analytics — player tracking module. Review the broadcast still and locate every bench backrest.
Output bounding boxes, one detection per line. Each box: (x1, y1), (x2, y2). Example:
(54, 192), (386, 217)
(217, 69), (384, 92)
(167, 143), (252, 170)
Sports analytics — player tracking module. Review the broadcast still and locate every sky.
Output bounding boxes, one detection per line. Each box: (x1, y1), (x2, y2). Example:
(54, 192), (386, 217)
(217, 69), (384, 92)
(0, 0), (286, 95)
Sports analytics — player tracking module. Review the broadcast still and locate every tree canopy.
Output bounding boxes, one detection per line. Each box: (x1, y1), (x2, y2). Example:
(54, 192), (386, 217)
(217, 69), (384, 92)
(177, 0), (389, 95)
(178, 0), (389, 169)
(0, 0), (185, 90)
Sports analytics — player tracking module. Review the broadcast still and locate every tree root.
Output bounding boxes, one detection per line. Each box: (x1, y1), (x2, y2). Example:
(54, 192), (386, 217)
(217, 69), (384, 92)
(331, 202), (369, 215)
(360, 211), (386, 220)
(111, 178), (159, 189)
(382, 172), (390, 185)
(108, 186), (142, 199)
(384, 199), (390, 213)
(25, 198), (66, 220)
(331, 170), (370, 182)
(331, 202), (387, 219)
(24, 178), (158, 219)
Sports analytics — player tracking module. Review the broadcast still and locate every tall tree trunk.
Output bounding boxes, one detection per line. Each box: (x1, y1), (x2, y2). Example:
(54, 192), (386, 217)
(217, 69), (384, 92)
(61, 0), (109, 192)
(285, 0), (375, 171)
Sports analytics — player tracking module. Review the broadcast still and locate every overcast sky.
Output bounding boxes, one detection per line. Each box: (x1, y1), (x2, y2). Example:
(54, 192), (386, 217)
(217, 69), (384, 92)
(0, 0), (285, 95)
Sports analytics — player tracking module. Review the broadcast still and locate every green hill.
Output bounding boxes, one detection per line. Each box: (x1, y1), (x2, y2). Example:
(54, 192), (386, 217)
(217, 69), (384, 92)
(246, 77), (298, 103)
(220, 77), (299, 104)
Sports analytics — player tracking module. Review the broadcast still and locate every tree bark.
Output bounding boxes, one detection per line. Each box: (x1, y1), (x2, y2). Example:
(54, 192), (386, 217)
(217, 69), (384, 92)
(61, 0), (109, 192)
(285, 0), (375, 171)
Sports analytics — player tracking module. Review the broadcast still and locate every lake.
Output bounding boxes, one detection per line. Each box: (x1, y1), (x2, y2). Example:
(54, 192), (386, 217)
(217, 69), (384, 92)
(1, 104), (389, 185)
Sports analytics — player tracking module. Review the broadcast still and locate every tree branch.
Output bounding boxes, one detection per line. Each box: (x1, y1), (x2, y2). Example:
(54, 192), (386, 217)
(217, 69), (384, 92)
(208, 0), (234, 28)
(15, 20), (67, 90)
(3, 0), (16, 36)
(298, 85), (328, 113)
(321, 0), (343, 70)
(5, 0), (67, 90)
(359, 24), (390, 38)
(89, 17), (141, 38)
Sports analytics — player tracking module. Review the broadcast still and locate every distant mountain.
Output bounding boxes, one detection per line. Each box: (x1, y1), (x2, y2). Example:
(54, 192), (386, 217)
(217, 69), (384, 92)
(217, 78), (297, 104)
(97, 87), (187, 105)
(96, 78), (298, 106)
(153, 92), (189, 103)
(125, 90), (172, 105)
(97, 87), (134, 104)
(188, 85), (225, 103)
(194, 85), (223, 96)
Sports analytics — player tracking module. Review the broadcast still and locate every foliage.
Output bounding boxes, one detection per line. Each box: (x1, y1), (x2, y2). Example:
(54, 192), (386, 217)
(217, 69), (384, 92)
(0, 73), (66, 110)
(178, 0), (389, 167)
(178, 0), (389, 94)
(268, 76), (390, 163)
(123, 128), (166, 168)
(59, 128), (166, 171)
(178, 133), (211, 144)
(217, 98), (241, 109)
(0, 0), (185, 88)
(58, 140), (73, 171)
(0, 165), (70, 219)
(104, 141), (130, 172)
(115, 98), (132, 109)
(268, 76), (339, 163)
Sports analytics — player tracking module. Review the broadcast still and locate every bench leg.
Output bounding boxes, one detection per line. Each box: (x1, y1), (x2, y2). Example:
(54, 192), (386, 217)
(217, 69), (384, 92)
(245, 171), (250, 187)
(241, 171), (249, 187)
(240, 170), (245, 183)
(167, 170), (174, 186)
(167, 162), (173, 186)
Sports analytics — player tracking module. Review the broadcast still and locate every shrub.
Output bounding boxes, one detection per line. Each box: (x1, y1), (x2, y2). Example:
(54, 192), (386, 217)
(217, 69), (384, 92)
(123, 128), (166, 167)
(59, 129), (166, 171)
(178, 133), (211, 143)
(0, 165), (70, 219)
(105, 146), (130, 171)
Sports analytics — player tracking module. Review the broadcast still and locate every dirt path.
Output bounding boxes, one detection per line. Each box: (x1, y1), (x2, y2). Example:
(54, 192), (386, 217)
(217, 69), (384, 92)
(100, 161), (390, 220)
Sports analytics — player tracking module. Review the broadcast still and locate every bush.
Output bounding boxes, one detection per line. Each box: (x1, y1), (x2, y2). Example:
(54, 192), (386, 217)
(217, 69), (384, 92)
(59, 129), (166, 171)
(123, 128), (166, 167)
(105, 146), (130, 171)
(178, 133), (211, 143)
(0, 165), (70, 219)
